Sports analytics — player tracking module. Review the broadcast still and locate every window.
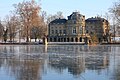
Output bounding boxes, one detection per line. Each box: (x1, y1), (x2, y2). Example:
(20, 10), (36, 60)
(80, 26), (82, 34)
(74, 21), (76, 24)
(63, 30), (66, 34)
(86, 30), (88, 33)
(52, 30), (54, 34)
(56, 30), (58, 34)
(73, 28), (76, 34)
(82, 19), (83, 21)
(59, 30), (62, 34)
(90, 32), (93, 34)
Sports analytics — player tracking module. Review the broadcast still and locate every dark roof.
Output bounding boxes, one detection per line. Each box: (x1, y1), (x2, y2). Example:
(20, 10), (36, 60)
(68, 12), (84, 20)
(85, 17), (106, 22)
(50, 19), (67, 24)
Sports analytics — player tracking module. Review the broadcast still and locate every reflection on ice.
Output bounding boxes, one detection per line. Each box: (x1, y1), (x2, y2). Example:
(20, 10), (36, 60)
(0, 45), (119, 80)
(0, 45), (111, 60)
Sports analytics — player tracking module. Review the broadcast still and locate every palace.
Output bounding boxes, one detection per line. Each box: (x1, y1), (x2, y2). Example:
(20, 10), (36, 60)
(85, 17), (110, 43)
(48, 12), (89, 43)
(47, 12), (110, 44)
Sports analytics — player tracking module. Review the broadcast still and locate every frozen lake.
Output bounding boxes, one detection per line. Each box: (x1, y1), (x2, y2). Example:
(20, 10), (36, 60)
(0, 45), (120, 80)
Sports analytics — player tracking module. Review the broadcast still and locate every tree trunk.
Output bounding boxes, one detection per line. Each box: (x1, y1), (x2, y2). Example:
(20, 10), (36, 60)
(26, 36), (29, 42)
(35, 37), (37, 42)
(26, 26), (29, 42)
(35, 39), (36, 42)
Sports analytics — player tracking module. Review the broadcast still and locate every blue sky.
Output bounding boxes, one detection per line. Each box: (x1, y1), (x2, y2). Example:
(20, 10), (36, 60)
(0, 0), (117, 20)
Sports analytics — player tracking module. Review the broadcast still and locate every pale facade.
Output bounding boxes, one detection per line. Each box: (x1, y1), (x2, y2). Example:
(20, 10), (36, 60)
(85, 17), (110, 43)
(48, 12), (88, 43)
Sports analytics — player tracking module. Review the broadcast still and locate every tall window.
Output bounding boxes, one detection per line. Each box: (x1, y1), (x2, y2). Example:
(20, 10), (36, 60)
(74, 21), (76, 24)
(56, 30), (58, 34)
(63, 30), (66, 34)
(73, 28), (76, 34)
(86, 30), (88, 33)
(59, 30), (62, 34)
(80, 26), (82, 34)
(52, 30), (54, 34)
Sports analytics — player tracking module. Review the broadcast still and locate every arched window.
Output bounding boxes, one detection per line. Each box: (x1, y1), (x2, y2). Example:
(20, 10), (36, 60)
(71, 38), (74, 42)
(58, 38), (60, 42)
(64, 38), (66, 42)
(75, 38), (78, 42)
(67, 38), (69, 42)
(50, 38), (52, 42)
(80, 37), (82, 42)
(54, 38), (56, 42)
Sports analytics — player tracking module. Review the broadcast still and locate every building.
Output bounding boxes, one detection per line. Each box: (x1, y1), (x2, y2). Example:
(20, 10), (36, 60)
(116, 26), (120, 36)
(85, 17), (110, 43)
(48, 12), (89, 43)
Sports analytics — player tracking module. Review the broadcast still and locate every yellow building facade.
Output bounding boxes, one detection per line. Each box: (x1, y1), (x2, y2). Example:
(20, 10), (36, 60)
(85, 17), (110, 43)
(48, 12), (88, 43)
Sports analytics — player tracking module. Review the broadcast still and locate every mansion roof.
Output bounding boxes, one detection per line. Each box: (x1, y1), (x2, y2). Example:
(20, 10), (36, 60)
(85, 17), (107, 22)
(68, 12), (85, 20)
(49, 12), (85, 25)
(50, 19), (67, 24)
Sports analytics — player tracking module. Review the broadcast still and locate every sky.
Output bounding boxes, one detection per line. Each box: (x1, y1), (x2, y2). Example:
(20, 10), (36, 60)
(0, 0), (118, 20)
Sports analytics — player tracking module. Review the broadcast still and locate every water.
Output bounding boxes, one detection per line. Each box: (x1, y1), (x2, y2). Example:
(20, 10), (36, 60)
(0, 45), (120, 80)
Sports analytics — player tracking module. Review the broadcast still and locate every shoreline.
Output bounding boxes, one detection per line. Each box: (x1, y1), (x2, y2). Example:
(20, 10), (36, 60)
(0, 42), (120, 45)
(101, 42), (120, 45)
(0, 42), (42, 45)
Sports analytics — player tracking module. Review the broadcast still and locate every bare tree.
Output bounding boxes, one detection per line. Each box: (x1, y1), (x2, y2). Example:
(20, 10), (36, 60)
(4, 14), (19, 43)
(13, 0), (41, 42)
(109, 1), (120, 41)
(104, 12), (111, 21)
(109, 1), (120, 23)
(0, 20), (4, 41)
(3, 29), (8, 43)
(30, 17), (47, 42)
(46, 11), (64, 24)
